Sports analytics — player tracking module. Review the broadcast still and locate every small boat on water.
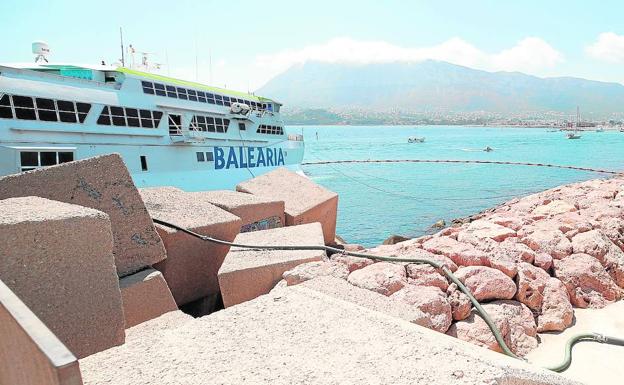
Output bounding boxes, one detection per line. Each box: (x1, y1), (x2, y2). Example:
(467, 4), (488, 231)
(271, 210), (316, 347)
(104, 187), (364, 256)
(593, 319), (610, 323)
(566, 106), (582, 140)
(566, 132), (581, 139)
(408, 136), (425, 143)
(483, 146), (493, 152)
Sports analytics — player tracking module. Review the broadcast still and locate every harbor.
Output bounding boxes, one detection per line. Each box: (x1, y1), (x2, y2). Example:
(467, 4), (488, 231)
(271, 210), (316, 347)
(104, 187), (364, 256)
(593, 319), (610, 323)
(4, 1), (624, 384)
(1, 151), (624, 385)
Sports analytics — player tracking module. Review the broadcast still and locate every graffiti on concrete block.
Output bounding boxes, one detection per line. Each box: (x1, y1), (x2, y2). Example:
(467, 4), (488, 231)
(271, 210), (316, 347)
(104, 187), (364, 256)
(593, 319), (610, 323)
(240, 216), (283, 233)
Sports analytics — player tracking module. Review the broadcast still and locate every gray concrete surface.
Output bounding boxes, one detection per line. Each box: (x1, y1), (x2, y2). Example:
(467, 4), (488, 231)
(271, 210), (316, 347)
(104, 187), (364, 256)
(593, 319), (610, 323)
(218, 222), (326, 307)
(80, 285), (577, 385)
(140, 187), (242, 305)
(236, 167), (338, 243)
(189, 190), (285, 232)
(0, 154), (166, 276)
(527, 300), (624, 385)
(0, 279), (83, 385)
(0, 196), (125, 358)
(119, 268), (178, 328)
(298, 276), (430, 326)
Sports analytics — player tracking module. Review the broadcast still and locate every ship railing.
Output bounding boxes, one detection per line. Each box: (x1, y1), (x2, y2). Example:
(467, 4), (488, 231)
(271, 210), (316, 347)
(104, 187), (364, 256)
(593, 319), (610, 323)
(287, 134), (304, 142)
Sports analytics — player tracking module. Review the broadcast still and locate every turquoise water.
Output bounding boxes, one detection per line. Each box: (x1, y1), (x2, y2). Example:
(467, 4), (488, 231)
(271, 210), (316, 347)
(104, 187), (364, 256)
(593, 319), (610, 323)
(287, 125), (624, 247)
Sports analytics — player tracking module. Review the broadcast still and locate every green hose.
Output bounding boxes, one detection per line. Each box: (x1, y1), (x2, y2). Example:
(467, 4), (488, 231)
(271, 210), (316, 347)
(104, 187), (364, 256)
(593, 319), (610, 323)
(152, 218), (623, 373)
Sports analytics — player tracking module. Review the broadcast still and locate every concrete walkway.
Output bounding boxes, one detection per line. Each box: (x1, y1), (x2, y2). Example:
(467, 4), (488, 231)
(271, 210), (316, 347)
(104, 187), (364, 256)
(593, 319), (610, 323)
(80, 285), (576, 385)
(527, 301), (624, 385)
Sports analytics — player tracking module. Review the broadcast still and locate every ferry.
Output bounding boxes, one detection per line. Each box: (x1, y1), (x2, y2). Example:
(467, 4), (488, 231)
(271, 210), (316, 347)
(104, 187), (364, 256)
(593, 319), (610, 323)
(0, 43), (304, 191)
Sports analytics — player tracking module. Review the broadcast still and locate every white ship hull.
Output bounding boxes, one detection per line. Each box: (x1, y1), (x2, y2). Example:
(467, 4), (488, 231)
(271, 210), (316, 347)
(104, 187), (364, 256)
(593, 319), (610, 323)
(0, 64), (304, 190)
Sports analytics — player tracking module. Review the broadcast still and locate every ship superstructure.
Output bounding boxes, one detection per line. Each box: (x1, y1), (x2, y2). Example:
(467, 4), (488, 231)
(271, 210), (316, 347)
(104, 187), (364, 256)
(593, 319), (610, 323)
(0, 62), (304, 190)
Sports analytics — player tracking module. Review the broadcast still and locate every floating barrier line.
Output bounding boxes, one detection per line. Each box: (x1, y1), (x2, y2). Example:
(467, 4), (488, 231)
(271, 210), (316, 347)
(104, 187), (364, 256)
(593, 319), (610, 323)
(153, 217), (624, 372)
(301, 159), (623, 175)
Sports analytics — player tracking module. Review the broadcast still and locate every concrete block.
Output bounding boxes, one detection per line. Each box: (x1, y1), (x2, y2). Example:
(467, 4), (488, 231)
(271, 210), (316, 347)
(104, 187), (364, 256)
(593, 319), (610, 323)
(236, 167), (338, 244)
(79, 284), (576, 385)
(140, 187), (242, 305)
(0, 279), (83, 385)
(298, 276), (430, 326)
(0, 154), (166, 276)
(119, 269), (178, 328)
(189, 190), (285, 232)
(0, 197), (125, 358)
(218, 222), (326, 307)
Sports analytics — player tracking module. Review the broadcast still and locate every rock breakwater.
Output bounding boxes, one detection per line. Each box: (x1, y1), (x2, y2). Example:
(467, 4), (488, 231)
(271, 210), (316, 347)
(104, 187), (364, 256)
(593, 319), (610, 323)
(282, 177), (624, 356)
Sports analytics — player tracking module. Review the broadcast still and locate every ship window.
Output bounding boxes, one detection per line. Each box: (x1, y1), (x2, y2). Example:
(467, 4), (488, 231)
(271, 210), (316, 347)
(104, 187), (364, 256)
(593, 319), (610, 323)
(20, 152), (38, 168)
(177, 87), (188, 100)
(140, 155), (148, 171)
(196, 116), (207, 131)
(197, 91), (206, 103)
(109, 106), (126, 126)
(58, 152), (74, 163)
(188, 90), (198, 102)
(223, 96), (231, 107)
(142, 81), (155, 94)
(57, 100), (77, 123)
(40, 151), (57, 166)
(152, 111), (163, 127)
(238, 122), (245, 131)
(168, 114), (182, 135)
(196, 151), (205, 162)
(206, 93), (215, 104)
(205, 151), (214, 161)
(0, 94), (12, 119)
(166, 85), (177, 98)
(97, 106), (111, 125)
(76, 102), (91, 123)
(215, 95), (223, 106)
(154, 83), (166, 96)
(35, 98), (58, 122)
(13, 95), (37, 120)
(20, 150), (74, 172)
(139, 109), (153, 128)
(125, 108), (140, 127)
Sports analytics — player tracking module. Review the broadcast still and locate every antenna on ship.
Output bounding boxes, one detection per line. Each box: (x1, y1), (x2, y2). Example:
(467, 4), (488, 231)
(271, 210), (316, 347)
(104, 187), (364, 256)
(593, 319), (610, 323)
(119, 27), (125, 67)
(32, 41), (50, 63)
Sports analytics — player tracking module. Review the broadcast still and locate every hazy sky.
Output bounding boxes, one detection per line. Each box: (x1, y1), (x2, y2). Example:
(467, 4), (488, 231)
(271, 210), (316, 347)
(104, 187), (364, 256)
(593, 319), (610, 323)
(2, 0), (624, 91)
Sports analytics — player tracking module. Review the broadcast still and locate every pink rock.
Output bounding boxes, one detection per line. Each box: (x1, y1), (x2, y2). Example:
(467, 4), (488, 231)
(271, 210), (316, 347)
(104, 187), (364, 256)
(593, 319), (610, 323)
(515, 263), (550, 311)
(329, 253), (374, 273)
(422, 237), (489, 267)
(347, 262), (407, 296)
(479, 239), (537, 278)
(533, 253), (553, 271)
(283, 261), (349, 286)
(343, 244), (366, 252)
(456, 220), (517, 244)
(448, 300), (538, 357)
(454, 266), (517, 301)
(537, 278), (574, 332)
(487, 213), (525, 231)
(520, 228), (572, 259)
(531, 200), (577, 217)
(390, 285), (452, 333)
(406, 264), (449, 291)
(594, 217), (624, 251)
(571, 230), (624, 287)
(370, 247), (459, 272)
(553, 253), (621, 308)
(446, 283), (472, 321)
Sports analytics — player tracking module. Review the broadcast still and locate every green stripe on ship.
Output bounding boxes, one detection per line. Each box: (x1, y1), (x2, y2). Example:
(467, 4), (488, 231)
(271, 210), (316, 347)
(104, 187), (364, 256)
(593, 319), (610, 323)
(116, 67), (273, 103)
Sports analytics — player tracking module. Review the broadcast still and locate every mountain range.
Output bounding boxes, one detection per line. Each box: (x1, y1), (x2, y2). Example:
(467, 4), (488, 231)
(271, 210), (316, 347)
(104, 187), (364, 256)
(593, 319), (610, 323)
(257, 61), (624, 118)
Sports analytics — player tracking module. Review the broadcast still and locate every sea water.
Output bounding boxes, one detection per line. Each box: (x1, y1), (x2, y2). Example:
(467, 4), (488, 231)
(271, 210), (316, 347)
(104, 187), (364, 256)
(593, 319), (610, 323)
(288, 125), (624, 246)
